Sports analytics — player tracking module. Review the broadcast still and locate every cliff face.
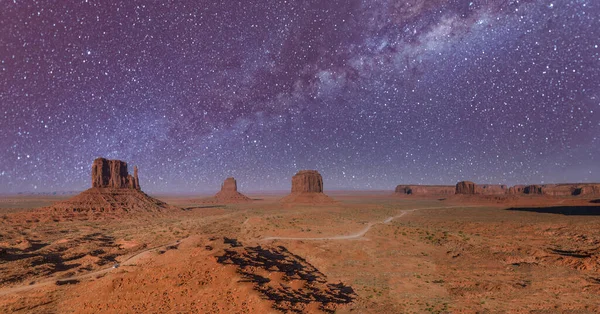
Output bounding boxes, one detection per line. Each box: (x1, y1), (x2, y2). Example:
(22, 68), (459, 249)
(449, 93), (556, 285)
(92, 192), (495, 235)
(45, 157), (178, 214)
(456, 181), (476, 195)
(220, 177), (238, 192)
(476, 184), (508, 195)
(282, 170), (335, 204)
(91, 158), (140, 190)
(291, 170), (324, 193)
(395, 185), (455, 195)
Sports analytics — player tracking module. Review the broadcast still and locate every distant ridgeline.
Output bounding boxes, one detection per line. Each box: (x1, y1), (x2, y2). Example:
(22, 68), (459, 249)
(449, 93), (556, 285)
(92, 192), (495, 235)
(396, 181), (600, 196)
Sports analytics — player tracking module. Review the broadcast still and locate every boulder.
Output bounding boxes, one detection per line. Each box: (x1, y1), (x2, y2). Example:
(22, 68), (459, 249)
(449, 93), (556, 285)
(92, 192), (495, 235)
(456, 181), (476, 195)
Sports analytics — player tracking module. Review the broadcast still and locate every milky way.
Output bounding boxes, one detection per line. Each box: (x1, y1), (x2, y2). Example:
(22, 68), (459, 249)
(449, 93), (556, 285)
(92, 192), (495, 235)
(1, 0), (599, 193)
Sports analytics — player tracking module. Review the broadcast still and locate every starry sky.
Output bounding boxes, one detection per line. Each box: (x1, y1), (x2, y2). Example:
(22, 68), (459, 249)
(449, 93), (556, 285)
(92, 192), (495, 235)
(1, 0), (599, 193)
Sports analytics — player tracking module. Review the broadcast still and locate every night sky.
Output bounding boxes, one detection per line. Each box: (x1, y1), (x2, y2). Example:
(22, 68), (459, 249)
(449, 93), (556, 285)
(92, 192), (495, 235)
(1, 0), (599, 193)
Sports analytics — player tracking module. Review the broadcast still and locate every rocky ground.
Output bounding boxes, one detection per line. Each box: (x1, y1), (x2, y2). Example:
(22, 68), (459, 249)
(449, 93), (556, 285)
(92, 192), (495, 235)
(0, 193), (599, 313)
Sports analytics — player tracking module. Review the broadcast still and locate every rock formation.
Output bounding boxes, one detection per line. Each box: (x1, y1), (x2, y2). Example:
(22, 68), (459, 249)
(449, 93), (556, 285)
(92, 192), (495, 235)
(213, 177), (252, 203)
(508, 185), (526, 195)
(291, 170), (323, 193)
(281, 170), (335, 204)
(91, 157), (140, 190)
(574, 185), (600, 196)
(523, 185), (544, 195)
(46, 157), (177, 214)
(395, 185), (454, 195)
(507, 183), (600, 197)
(455, 181), (476, 195)
(476, 184), (508, 195)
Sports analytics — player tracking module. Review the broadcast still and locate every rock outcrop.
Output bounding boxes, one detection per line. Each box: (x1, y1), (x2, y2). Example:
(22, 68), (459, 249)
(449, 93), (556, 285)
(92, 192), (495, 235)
(213, 177), (252, 203)
(395, 185), (454, 195)
(523, 185), (544, 195)
(91, 157), (140, 190)
(476, 184), (508, 195)
(508, 185), (526, 195)
(574, 185), (600, 196)
(281, 170), (335, 204)
(46, 157), (177, 214)
(291, 170), (323, 193)
(507, 183), (600, 197)
(455, 181), (476, 195)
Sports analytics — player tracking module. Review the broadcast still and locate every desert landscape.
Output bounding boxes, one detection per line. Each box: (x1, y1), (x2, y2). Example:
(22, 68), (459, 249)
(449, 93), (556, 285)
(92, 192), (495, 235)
(1, 159), (599, 313)
(3, 0), (599, 313)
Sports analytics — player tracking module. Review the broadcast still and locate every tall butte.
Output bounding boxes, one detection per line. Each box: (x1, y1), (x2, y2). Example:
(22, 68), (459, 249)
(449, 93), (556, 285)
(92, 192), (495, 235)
(213, 177), (251, 203)
(46, 157), (177, 214)
(281, 170), (335, 204)
(91, 157), (140, 190)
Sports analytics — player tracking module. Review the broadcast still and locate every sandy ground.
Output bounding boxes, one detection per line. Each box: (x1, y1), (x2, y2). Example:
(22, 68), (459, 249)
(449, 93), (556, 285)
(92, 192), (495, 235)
(1, 192), (599, 313)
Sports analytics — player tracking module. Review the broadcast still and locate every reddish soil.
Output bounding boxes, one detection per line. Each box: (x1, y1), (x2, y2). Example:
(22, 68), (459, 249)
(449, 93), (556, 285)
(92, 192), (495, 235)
(1, 193), (600, 313)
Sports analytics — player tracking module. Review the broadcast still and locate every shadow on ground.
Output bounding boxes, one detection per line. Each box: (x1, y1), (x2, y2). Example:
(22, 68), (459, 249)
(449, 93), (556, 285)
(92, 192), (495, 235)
(506, 206), (600, 216)
(0, 233), (121, 285)
(217, 238), (356, 313)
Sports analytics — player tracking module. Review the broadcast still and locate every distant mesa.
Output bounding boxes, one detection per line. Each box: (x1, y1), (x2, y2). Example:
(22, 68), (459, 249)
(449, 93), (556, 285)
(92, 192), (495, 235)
(46, 157), (178, 214)
(476, 184), (508, 195)
(281, 170), (335, 204)
(454, 181), (599, 197)
(455, 181), (508, 195)
(395, 181), (599, 198)
(575, 185), (600, 196)
(455, 181), (476, 195)
(523, 185), (544, 195)
(395, 185), (454, 195)
(213, 177), (252, 203)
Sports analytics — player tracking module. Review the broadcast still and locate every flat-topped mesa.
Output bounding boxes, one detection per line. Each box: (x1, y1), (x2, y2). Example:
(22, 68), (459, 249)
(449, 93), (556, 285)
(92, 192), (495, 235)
(291, 170), (323, 193)
(523, 185), (544, 195)
(91, 157), (140, 190)
(476, 184), (508, 195)
(395, 185), (454, 195)
(507, 183), (600, 196)
(455, 181), (476, 195)
(282, 170), (335, 204)
(508, 185), (526, 195)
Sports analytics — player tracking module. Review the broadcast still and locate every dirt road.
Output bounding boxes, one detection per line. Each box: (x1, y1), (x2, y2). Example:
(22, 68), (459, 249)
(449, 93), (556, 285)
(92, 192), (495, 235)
(261, 206), (466, 241)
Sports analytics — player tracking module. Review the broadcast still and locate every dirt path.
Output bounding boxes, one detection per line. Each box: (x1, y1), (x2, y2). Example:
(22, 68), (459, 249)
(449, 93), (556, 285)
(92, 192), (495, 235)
(261, 206), (464, 241)
(0, 239), (183, 297)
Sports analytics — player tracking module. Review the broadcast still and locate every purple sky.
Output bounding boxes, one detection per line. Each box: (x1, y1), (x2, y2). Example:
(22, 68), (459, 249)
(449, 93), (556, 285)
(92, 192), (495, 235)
(1, 0), (598, 193)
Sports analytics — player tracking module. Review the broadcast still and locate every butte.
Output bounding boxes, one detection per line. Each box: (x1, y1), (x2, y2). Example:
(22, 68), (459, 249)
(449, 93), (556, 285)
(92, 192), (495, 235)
(280, 170), (336, 204)
(213, 177), (252, 203)
(46, 157), (177, 213)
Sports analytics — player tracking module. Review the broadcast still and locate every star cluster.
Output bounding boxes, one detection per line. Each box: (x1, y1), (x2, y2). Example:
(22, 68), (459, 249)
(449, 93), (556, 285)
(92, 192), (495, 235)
(1, 0), (598, 193)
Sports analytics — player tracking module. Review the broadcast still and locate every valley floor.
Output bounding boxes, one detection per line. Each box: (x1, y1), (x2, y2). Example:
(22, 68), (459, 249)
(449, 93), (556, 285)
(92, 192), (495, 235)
(1, 193), (599, 313)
